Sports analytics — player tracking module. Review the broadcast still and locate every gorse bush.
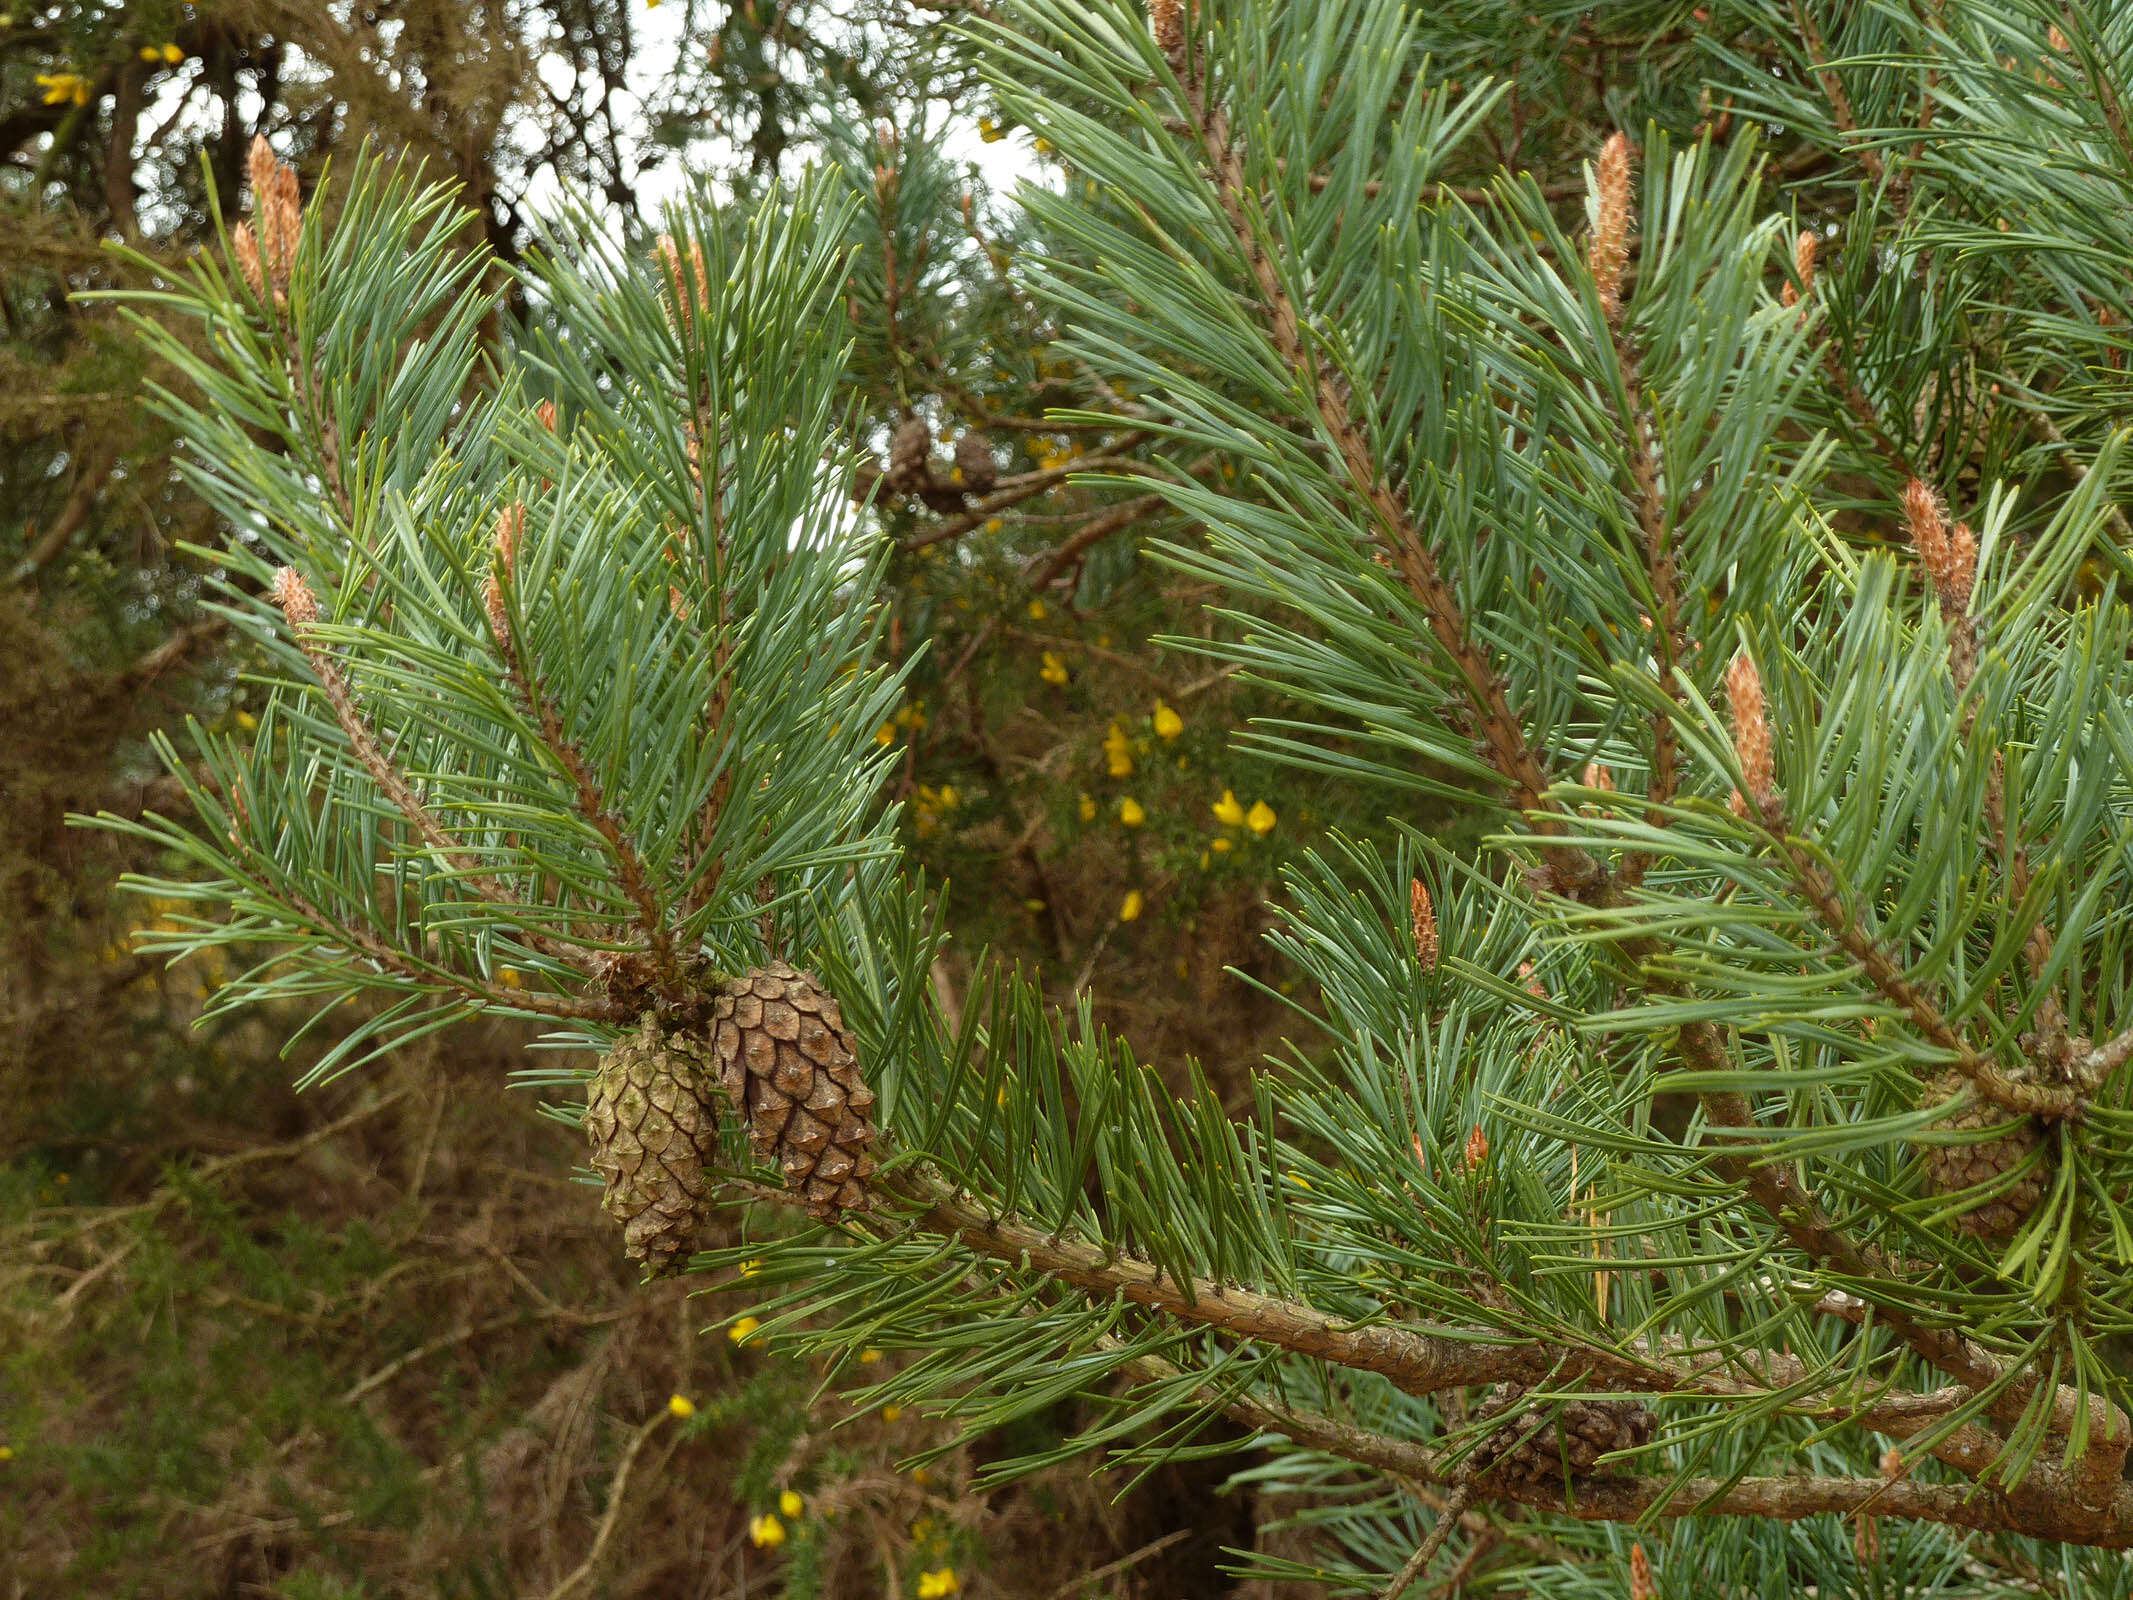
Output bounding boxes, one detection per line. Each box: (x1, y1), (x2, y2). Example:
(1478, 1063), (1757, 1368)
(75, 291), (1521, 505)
(94, 0), (2133, 1591)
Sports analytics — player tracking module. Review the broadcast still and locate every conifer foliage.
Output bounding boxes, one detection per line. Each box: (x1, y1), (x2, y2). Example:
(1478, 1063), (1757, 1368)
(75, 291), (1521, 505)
(94, 0), (2133, 1590)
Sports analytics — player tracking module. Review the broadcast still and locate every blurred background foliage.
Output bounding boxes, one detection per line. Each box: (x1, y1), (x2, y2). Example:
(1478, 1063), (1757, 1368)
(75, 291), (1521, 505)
(0, 0), (2020, 1592)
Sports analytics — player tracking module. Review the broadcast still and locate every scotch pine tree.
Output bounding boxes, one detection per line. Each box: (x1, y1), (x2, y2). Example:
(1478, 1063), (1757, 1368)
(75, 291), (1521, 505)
(96, 0), (2133, 1591)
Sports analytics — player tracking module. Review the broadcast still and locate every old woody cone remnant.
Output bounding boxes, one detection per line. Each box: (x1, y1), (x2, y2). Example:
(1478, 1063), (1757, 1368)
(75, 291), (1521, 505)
(1589, 132), (1634, 319)
(584, 1020), (724, 1275)
(1916, 1071), (2051, 1238)
(710, 961), (880, 1219)
(1471, 1384), (1657, 1489)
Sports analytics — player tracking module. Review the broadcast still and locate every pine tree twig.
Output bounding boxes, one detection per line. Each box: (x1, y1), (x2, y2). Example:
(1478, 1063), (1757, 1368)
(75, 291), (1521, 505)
(899, 433), (1156, 552)
(286, 621), (596, 979)
(742, 1172), (2012, 1466)
(1023, 492), (1167, 589)
(1128, 1341), (2133, 1544)
(1379, 1482), (1475, 1599)
(2030, 409), (2133, 546)
(1689, 1056), (2123, 1470)
(272, 875), (620, 1022)
(1789, 0), (1884, 182)
(1746, 792), (2077, 1117)
(1043, 1529), (1193, 1599)
(1171, 66), (1603, 899)
(119, 618), (229, 691)
(485, 591), (680, 993)
(1588, 137), (1687, 889)
(12, 435), (120, 581)
(2056, 4), (2133, 180)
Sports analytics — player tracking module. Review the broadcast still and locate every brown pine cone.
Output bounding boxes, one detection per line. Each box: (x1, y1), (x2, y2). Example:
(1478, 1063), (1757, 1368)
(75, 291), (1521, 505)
(887, 416), (932, 494)
(583, 1020), (723, 1276)
(710, 961), (880, 1219)
(1916, 1071), (2051, 1238)
(1471, 1384), (1656, 1489)
(954, 429), (997, 496)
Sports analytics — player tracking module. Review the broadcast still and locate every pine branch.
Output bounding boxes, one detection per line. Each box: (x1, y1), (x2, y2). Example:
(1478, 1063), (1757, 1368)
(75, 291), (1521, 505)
(1743, 787), (2077, 1117)
(484, 567), (682, 995)
(1168, 59), (1603, 898)
(280, 580), (598, 981)
(1789, 0), (1885, 183)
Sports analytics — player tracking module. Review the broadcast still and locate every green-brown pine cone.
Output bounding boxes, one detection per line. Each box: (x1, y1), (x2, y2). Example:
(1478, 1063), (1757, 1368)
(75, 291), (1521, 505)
(583, 1019), (722, 1276)
(710, 961), (879, 1219)
(1917, 1071), (2051, 1238)
(1470, 1385), (1656, 1489)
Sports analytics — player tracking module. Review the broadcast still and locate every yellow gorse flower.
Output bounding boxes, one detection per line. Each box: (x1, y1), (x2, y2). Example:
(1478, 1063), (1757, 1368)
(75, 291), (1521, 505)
(779, 1489), (805, 1518)
(668, 1394), (696, 1418)
(1119, 890), (1144, 922)
(1118, 797), (1145, 827)
(728, 1316), (761, 1344)
(1027, 598), (1047, 620)
(978, 117), (1005, 143)
(749, 1514), (786, 1548)
(1077, 793), (1097, 822)
(1102, 721), (1135, 778)
(1152, 701), (1183, 739)
(917, 1569), (961, 1598)
(1246, 800), (1277, 836)
(37, 72), (91, 106)
(1039, 651), (1069, 686)
(1212, 789), (1245, 826)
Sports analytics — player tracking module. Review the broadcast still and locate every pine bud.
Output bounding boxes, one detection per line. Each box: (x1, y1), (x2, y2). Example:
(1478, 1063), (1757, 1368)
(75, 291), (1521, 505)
(247, 134), (278, 221)
(655, 234), (708, 331)
(270, 566), (319, 628)
(1905, 480), (1977, 617)
(1782, 228), (1817, 313)
(536, 400), (557, 433)
(1149, 0), (1185, 54)
(1583, 760), (1616, 793)
(1944, 521), (1977, 615)
(485, 503), (523, 642)
(1410, 878), (1438, 971)
(1628, 1542), (1655, 1600)
(1903, 477), (1949, 578)
(231, 223), (266, 299)
(264, 161), (302, 294)
(1726, 651), (1775, 805)
(1880, 1446), (1906, 1478)
(1589, 133), (1635, 320)
(1464, 1123), (1488, 1172)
